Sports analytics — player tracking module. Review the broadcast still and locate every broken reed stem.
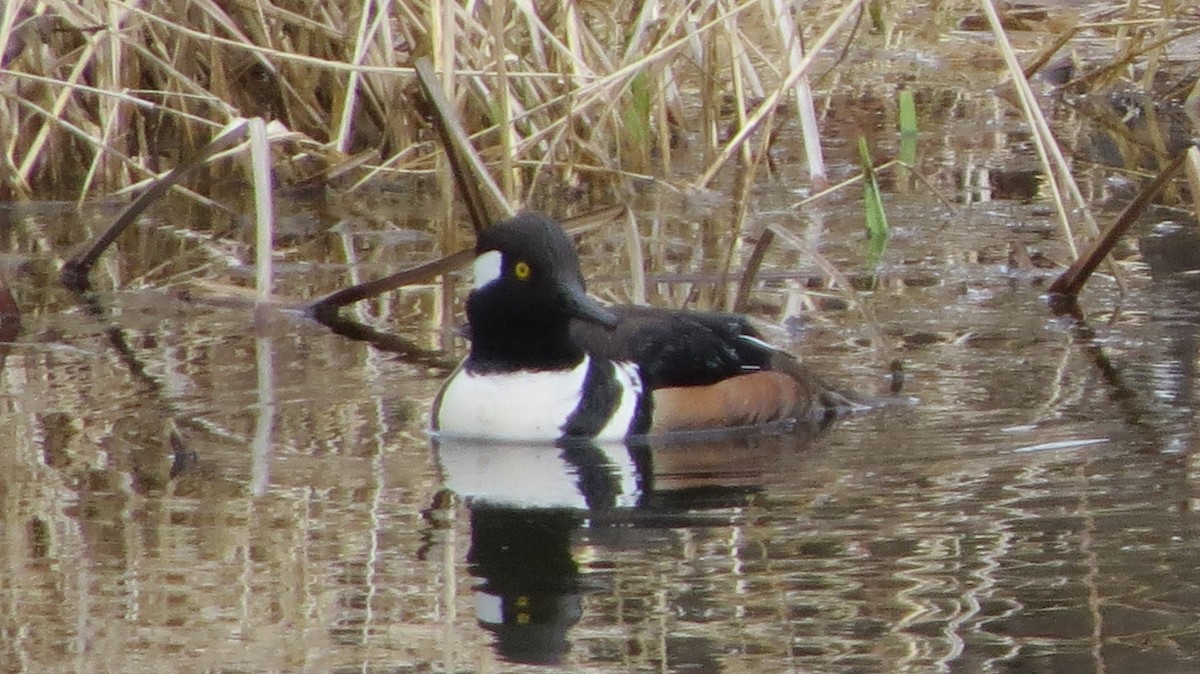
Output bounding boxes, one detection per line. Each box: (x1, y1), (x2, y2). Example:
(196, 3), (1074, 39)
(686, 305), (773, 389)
(307, 248), (474, 315)
(734, 228), (775, 313)
(61, 120), (251, 289)
(249, 118), (275, 306)
(414, 56), (512, 231)
(1049, 150), (1188, 300)
(307, 205), (627, 314)
(720, 102), (780, 311)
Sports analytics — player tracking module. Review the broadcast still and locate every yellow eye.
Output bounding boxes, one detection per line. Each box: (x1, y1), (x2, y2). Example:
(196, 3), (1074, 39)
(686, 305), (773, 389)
(513, 260), (532, 281)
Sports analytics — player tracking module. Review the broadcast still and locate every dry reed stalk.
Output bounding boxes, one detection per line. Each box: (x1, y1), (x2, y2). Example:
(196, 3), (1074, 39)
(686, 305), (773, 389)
(983, 0), (1143, 295)
(722, 8), (753, 167)
(249, 118), (274, 306)
(490, 3), (516, 199)
(5, 0), (1187, 223)
(1065, 21), (1200, 95)
(333, 0), (383, 154)
(471, 2), (762, 179)
(0, 5), (22, 69)
(623, 208), (647, 305)
(698, 12), (719, 164)
(980, 0), (1088, 251)
(768, 0), (827, 186)
(768, 222), (888, 354)
(714, 165), (757, 309)
(4, 0), (852, 204)
(694, 0), (863, 188)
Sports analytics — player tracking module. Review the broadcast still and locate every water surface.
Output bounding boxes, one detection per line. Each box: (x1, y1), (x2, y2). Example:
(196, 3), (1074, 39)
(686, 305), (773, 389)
(3, 26), (1200, 674)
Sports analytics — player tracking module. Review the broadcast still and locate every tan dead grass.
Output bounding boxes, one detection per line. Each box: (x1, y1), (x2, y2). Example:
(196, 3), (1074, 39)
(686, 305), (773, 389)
(0, 0), (1192, 215)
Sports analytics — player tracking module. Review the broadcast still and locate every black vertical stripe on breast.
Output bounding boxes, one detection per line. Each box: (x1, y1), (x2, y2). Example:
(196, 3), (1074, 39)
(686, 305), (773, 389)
(560, 357), (626, 439)
(626, 373), (653, 437)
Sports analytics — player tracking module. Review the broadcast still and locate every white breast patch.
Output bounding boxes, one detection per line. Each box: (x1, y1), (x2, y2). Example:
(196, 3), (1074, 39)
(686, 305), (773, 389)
(434, 356), (592, 441)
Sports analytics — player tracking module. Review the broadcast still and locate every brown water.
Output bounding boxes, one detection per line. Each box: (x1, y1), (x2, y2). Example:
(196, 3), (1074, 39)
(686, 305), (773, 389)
(4, 42), (1200, 674)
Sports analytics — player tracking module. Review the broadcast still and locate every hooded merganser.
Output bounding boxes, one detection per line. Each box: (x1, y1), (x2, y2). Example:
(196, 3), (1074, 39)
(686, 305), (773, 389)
(430, 213), (858, 442)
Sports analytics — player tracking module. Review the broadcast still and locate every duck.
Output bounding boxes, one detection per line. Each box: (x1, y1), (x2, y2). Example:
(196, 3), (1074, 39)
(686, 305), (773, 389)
(430, 213), (859, 442)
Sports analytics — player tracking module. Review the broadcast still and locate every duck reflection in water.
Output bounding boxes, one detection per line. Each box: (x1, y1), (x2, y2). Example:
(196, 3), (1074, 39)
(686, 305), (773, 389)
(430, 427), (826, 666)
